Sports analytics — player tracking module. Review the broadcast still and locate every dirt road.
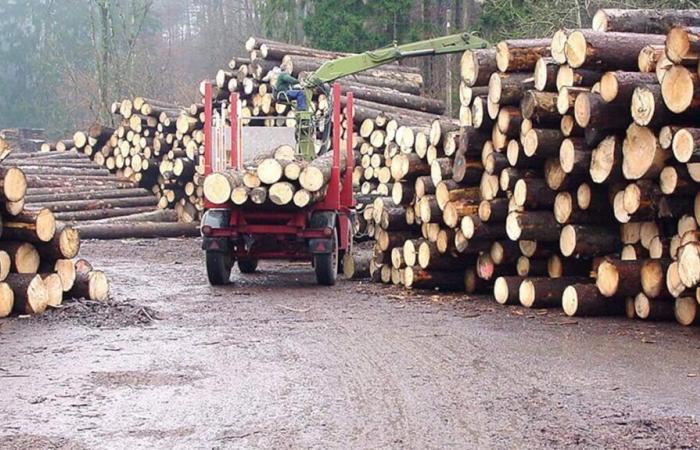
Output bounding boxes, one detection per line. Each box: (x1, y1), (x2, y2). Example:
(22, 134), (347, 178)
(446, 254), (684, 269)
(0, 238), (698, 449)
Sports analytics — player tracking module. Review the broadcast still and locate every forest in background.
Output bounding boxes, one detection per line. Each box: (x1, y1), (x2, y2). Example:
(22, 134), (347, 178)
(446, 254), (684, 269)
(1, 0), (698, 138)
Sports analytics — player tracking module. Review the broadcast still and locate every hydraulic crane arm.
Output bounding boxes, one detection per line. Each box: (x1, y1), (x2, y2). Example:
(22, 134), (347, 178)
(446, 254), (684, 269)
(304, 32), (490, 88)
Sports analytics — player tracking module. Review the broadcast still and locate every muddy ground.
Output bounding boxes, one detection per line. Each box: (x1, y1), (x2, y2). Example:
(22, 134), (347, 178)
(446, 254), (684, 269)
(0, 238), (698, 449)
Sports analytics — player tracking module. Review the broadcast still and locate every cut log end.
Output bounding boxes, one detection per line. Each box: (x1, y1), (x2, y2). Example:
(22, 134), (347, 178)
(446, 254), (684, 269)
(675, 297), (698, 326)
(564, 31), (588, 69)
(596, 260), (620, 297)
(1, 167), (28, 202)
(203, 173), (233, 205)
(0, 282), (13, 317)
(661, 65), (696, 114)
(42, 273), (64, 307)
(54, 259), (77, 292)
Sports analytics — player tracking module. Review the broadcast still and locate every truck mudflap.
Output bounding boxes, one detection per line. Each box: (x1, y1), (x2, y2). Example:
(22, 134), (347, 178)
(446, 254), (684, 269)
(201, 209), (232, 251)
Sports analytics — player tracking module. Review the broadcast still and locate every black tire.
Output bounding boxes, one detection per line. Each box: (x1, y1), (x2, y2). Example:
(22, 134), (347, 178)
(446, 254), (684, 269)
(314, 232), (338, 286)
(238, 258), (258, 274)
(206, 250), (233, 286)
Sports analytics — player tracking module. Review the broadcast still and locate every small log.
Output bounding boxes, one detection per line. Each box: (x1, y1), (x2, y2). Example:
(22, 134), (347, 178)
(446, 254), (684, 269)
(671, 127), (700, 163)
(461, 49), (497, 87)
(599, 71), (657, 103)
(534, 57), (559, 91)
(596, 258), (644, 297)
(666, 26), (700, 64)
(0, 241), (39, 274)
(496, 39), (551, 72)
(559, 224), (620, 257)
(622, 124), (669, 180)
(0, 167), (28, 202)
(343, 250), (372, 280)
(493, 276), (524, 305)
(661, 65), (700, 114)
(521, 91), (559, 126)
(675, 296), (699, 326)
(562, 284), (624, 317)
(0, 282), (13, 318)
(404, 267), (465, 291)
(488, 72), (534, 106)
(6, 274), (48, 315)
(41, 273), (64, 307)
(506, 211), (561, 241)
(513, 178), (557, 209)
(565, 30), (665, 70)
(556, 65), (602, 90)
(590, 135), (623, 184)
(574, 92), (630, 130)
(519, 276), (588, 308)
(522, 128), (565, 158)
(593, 9), (700, 33)
(634, 293), (675, 321)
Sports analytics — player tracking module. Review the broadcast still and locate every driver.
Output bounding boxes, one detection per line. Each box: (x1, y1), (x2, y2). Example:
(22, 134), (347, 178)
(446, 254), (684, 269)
(263, 67), (307, 111)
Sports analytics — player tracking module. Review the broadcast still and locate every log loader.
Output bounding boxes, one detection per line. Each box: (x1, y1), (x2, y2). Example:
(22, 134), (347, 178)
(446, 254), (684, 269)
(201, 32), (490, 286)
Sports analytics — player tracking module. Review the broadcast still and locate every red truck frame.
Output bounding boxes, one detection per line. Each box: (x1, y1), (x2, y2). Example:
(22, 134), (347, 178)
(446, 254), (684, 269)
(200, 82), (355, 286)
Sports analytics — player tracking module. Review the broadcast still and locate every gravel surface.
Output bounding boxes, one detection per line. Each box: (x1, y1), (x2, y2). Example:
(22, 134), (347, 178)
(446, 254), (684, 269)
(0, 238), (698, 449)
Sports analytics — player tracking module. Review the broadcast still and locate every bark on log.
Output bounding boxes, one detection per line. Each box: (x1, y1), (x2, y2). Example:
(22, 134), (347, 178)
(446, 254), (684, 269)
(461, 49), (498, 87)
(493, 276), (525, 305)
(2, 208), (56, 243)
(593, 9), (700, 33)
(559, 224), (620, 257)
(671, 127), (700, 162)
(666, 26), (700, 64)
(75, 222), (199, 239)
(534, 57), (559, 91)
(622, 124), (669, 180)
(574, 92), (630, 130)
(506, 211), (561, 241)
(404, 267), (465, 291)
(675, 296), (699, 325)
(496, 39), (551, 72)
(53, 206), (157, 222)
(599, 71), (657, 103)
(6, 274), (47, 315)
(596, 258), (644, 297)
(519, 276), (588, 308)
(565, 30), (665, 70)
(562, 284), (624, 317)
(661, 65), (700, 114)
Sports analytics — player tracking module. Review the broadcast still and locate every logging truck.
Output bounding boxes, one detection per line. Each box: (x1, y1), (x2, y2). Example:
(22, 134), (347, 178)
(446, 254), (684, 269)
(200, 33), (490, 286)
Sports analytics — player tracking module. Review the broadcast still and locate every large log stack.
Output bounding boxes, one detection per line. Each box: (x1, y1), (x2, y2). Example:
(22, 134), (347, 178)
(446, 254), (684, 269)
(0, 159), (111, 318)
(354, 8), (700, 329)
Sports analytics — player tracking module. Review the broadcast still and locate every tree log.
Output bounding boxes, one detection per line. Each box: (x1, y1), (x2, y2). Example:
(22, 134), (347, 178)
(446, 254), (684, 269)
(565, 30), (665, 70)
(519, 276), (588, 308)
(494, 276), (525, 305)
(596, 258), (644, 297)
(559, 224), (619, 257)
(562, 284), (624, 317)
(6, 274), (47, 315)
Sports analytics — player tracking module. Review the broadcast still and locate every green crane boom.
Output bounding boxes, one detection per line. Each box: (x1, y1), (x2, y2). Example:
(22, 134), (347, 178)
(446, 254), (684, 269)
(304, 32), (490, 88)
(294, 32), (490, 160)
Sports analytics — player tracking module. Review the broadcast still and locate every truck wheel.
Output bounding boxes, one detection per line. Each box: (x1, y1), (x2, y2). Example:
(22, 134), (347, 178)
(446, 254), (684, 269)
(206, 251), (233, 286)
(314, 232), (338, 286)
(238, 258), (258, 274)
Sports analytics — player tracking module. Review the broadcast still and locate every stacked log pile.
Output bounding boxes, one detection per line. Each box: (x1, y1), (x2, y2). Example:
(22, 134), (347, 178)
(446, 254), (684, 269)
(0, 160), (112, 318)
(358, 8), (700, 328)
(7, 149), (198, 239)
